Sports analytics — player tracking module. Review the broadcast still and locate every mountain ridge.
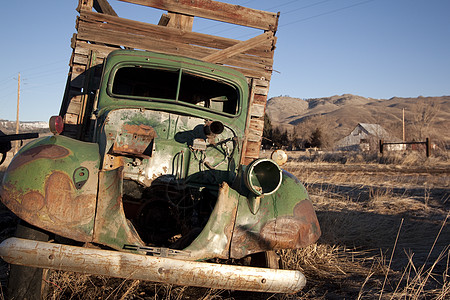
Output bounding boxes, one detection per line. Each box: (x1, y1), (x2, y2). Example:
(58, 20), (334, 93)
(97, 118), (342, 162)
(266, 94), (450, 142)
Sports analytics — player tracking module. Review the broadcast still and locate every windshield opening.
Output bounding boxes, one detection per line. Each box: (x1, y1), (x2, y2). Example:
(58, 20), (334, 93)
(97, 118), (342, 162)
(111, 66), (239, 115)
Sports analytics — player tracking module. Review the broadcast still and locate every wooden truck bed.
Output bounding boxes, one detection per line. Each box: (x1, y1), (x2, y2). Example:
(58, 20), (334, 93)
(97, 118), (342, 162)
(61, 0), (279, 164)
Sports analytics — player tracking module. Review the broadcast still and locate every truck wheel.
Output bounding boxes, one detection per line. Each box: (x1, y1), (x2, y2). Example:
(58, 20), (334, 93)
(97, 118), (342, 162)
(7, 222), (51, 300)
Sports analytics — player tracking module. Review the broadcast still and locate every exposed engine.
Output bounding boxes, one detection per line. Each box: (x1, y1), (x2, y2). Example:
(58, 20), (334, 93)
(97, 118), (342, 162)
(122, 178), (217, 248)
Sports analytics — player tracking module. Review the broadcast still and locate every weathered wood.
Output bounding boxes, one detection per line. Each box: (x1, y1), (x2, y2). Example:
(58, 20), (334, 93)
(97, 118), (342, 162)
(166, 12), (193, 30)
(203, 32), (274, 63)
(249, 119), (264, 133)
(253, 86), (269, 96)
(243, 141), (260, 164)
(77, 0), (93, 12)
(250, 103), (265, 118)
(93, 0), (117, 16)
(158, 13), (171, 26)
(76, 18), (273, 79)
(65, 0), (278, 157)
(79, 11), (274, 58)
(64, 113), (79, 125)
(120, 0), (278, 30)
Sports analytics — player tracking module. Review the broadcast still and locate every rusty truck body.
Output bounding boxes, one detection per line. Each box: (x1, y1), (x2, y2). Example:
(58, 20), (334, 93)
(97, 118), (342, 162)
(0, 0), (320, 297)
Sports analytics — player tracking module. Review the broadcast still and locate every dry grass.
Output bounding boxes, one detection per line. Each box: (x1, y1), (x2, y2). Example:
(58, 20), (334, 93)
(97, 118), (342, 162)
(1, 151), (449, 299)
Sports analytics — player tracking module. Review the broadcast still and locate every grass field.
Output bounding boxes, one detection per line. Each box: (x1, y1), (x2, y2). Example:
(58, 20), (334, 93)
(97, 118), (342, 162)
(1, 151), (449, 299)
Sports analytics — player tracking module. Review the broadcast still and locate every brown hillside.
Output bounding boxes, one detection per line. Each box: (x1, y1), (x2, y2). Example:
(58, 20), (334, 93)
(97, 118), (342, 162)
(266, 95), (450, 144)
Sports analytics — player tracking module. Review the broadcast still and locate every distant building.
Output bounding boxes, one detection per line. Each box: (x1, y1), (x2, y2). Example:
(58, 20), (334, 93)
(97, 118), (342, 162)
(336, 123), (404, 151)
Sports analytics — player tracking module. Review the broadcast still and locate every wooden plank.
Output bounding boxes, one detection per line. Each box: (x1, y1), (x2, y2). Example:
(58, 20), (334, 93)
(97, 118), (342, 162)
(77, 16), (274, 66)
(93, 0), (118, 16)
(253, 86), (268, 96)
(249, 119), (264, 133)
(243, 141), (260, 162)
(73, 53), (89, 65)
(250, 103), (265, 118)
(119, 0), (278, 30)
(79, 11), (274, 58)
(158, 13), (170, 26)
(77, 0), (93, 12)
(74, 41), (113, 59)
(76, 21), (272, 79)
(254, 78), (269, 87)
(64, 113), (79, 125)
(166, 12), (193, 30)
(203, 32), (274, 63)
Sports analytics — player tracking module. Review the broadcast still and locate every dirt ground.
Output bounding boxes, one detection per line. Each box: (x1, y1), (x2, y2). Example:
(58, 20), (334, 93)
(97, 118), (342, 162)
(1, 152), (449, 299)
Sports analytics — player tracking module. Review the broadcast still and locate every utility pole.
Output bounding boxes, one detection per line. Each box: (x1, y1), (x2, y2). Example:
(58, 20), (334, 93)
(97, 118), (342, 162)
(402, 108), (405, 142)
(14, 72), (20, 153)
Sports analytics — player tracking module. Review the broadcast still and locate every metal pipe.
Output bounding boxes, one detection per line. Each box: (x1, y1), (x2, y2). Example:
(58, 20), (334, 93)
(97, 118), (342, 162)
(0, 237), (306, 293)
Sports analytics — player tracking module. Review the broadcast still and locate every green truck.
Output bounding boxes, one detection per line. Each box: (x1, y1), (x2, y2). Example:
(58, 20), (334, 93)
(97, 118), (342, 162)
(0, 0), (320, 297)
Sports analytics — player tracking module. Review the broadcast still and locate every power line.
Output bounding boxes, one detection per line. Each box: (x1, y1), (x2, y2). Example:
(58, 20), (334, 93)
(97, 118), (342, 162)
(280, 0), (376, 27)
(266, 0), (332, 14)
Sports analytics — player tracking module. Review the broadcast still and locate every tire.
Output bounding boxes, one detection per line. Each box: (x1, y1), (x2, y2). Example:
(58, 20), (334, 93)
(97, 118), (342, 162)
(244, 251), (281, 269)
(6, 222), (50, 300)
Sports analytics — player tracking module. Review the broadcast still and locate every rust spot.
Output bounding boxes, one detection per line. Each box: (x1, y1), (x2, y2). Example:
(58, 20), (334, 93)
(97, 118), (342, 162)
(111, 125), (157, 158)
(45, 171), (95, 224)
(8, 144), (70, 171)
(260, 200), (321, 249)
(22, 191), (45, 212)
(122, 124), (157, 137)
(231, 200), (321, 258)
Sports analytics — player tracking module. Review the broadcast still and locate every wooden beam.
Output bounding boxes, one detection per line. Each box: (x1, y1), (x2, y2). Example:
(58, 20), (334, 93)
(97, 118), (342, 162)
(166, 12), (193, 30)
(119, 0), (278, 31)
(202, 31), (274, 63)
(77, 0), (93, 12)
(158, 13), (171, 26)
(93, 0), (118, 16)
(76, 22), (273, 79)
(79, 11), (274, 58)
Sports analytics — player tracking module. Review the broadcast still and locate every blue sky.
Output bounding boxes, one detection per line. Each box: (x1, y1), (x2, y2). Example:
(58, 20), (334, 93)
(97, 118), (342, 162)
(1, 0), (449, 121)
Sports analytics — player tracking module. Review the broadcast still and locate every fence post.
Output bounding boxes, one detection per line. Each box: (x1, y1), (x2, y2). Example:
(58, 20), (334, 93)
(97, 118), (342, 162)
(426, 138), (430, 157)
(379, 139), (384, 154)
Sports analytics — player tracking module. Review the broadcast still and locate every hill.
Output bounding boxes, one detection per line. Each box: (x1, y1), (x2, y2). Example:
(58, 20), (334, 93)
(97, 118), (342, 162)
(0, 120), (50, 135)
(266, 94), (450, 144)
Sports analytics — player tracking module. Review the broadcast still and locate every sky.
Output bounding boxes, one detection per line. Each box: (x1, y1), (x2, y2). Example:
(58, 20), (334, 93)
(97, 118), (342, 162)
(0, 0), (449, 121)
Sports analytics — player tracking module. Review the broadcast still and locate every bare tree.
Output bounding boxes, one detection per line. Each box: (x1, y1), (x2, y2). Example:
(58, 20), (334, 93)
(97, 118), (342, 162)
(410, 99), (440, 140)
(293, 115), (334, 149)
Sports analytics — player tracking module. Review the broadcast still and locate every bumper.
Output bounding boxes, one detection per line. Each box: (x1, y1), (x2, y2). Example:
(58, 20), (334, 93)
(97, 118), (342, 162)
(0, 237), (306, 293)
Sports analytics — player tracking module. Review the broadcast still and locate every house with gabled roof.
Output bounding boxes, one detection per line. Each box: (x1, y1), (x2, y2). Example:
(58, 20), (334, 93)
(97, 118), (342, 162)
(336, 123), (404, 151)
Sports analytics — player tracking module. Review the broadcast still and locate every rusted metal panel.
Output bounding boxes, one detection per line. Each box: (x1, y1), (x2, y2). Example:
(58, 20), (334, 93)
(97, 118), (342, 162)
(230, 172), (321, 259)
(0, 137), (100, 242)
(93, 167), (145, 249)
(111, 124), (157, 158)
(183, 182), (239, 260)
(120, 0), (279, 31)
(0, 237), (306, 293)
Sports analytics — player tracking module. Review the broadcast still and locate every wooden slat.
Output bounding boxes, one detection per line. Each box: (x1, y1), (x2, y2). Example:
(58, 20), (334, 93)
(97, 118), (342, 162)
(203, 32), (274, 63)
(243, 141), (260, 164)
(249, 119), (264, 133)
(77, 16), (274, 68)
(79, 11), (274, 58)
(250, 103), (265, 118)
(93, 0), (117, 16)
(120, 0), (278, 30)
(253, 86), (268, 96)
(64, 113), (79, 125)
(76, 20), (273, 79)
(166, 12), (193, 30)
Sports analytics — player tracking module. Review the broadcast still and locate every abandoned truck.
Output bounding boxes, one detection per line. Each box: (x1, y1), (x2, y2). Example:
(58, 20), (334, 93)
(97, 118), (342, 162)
(0, 0), (320, 297)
